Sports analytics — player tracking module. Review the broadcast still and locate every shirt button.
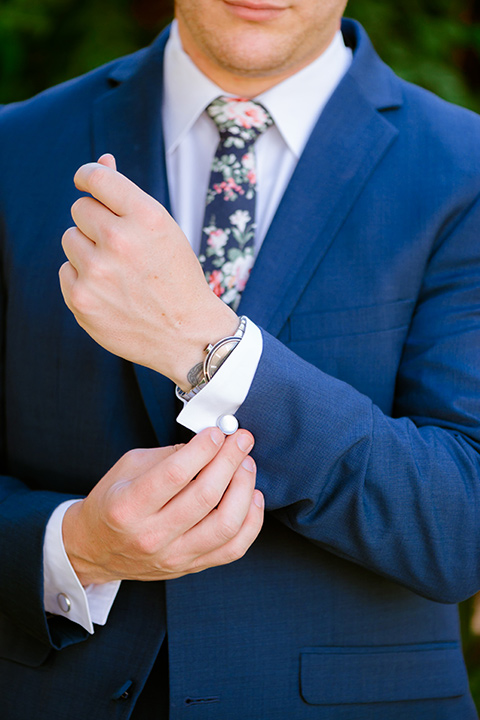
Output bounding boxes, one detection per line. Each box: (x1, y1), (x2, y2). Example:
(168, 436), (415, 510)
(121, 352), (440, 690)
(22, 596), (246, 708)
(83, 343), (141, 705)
(57, 593), (71, 613)
(216, 414), (239, 435)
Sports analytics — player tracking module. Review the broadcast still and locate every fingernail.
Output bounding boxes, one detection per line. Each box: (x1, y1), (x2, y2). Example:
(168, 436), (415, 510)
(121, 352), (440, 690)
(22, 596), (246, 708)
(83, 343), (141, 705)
(242, 456), (255, 473)
(237, 432), (254, 452)
(253, 491), (264, 509)
(210, 427), (224, 446)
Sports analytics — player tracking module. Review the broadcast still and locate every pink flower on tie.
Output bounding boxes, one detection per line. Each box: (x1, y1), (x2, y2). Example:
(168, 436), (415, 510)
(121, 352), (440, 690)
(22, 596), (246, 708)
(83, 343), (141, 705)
(241, 151), (257, 186)
(223, 254), (255, 294)
(208, 269), (224, 297)
(225, 99), (271, 130)
(207, 97), (273, 141)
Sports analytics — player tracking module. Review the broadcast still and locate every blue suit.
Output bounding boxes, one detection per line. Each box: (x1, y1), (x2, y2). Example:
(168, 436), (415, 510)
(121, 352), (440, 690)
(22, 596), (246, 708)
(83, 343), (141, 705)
(0, 19), (479, 719)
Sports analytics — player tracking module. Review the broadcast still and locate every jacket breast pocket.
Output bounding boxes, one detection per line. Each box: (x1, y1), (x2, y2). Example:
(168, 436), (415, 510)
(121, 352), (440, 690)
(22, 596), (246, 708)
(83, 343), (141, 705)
(299, 643), (468, 705)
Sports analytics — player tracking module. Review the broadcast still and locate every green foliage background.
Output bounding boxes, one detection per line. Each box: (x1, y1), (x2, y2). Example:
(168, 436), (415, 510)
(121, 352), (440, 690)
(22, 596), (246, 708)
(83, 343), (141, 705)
(1, 0), (480, 710)
(1, 0), (480, 112)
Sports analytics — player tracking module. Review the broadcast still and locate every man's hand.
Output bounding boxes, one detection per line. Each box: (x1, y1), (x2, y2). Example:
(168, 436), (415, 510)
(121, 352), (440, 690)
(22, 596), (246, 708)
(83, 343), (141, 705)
(62, 427), (263, 586)
(59, 155), (238, 390)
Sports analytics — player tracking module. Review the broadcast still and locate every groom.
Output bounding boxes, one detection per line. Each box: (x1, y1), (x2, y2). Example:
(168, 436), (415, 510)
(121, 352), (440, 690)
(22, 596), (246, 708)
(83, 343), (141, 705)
(1, 1), (480, 718)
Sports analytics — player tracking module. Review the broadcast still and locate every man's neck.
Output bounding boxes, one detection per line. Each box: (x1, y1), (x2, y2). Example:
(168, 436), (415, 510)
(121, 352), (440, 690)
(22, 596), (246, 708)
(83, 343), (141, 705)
(176, 20), (339, 98)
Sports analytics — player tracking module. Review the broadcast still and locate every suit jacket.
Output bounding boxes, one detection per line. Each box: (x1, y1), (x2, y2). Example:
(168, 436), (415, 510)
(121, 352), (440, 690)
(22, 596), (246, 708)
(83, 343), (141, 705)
(0, 19), (479, 719)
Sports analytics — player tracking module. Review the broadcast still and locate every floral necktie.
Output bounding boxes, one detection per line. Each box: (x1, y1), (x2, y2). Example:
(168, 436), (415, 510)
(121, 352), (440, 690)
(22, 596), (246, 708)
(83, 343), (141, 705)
(199, 96), (273, 311)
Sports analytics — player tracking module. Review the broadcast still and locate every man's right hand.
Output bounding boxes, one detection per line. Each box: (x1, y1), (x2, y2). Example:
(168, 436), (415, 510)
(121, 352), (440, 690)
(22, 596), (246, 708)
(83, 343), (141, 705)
(62, 427), (263, 586)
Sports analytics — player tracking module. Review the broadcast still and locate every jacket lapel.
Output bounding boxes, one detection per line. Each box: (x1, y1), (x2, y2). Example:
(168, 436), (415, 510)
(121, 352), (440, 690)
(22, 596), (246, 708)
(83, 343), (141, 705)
(238, 20), (402, 336)
(91, 28), (178, 445)
(92, 28), (171, 204)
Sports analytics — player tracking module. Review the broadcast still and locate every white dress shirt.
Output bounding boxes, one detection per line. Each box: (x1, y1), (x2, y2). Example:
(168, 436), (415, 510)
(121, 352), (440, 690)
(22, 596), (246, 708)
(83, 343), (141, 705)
(43, 20), (352, 632)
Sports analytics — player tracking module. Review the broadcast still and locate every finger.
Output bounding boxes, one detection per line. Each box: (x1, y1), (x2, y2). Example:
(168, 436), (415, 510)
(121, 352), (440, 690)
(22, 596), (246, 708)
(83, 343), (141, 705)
(178, 453), (257, 555)
(73, 162), (150, 217)
(61, 225), (96, 270)
(110, 445), (180, 483)
(188, 490), (264, 573)
(80, 445), (182, 543)
(157, 430), (255, 539)
(123, 427), (227, 514)
(71, 196), (123, 246)
(59, 260), (78, 302)
(97, 153), (117, 171)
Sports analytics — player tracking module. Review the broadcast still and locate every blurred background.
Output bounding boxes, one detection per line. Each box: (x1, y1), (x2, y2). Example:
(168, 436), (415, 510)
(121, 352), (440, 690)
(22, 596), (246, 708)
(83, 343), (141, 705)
(1, 0), (480, 111)
(1, 0), (480, 709)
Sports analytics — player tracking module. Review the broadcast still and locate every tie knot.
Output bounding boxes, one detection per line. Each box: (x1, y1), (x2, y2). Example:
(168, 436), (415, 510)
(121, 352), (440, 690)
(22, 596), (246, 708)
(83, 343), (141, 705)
(207, 96), (273, 146)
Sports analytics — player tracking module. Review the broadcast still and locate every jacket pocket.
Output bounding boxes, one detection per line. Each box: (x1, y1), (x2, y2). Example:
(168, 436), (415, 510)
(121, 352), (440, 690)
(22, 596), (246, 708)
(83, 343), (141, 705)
(300, 643), (468, 705)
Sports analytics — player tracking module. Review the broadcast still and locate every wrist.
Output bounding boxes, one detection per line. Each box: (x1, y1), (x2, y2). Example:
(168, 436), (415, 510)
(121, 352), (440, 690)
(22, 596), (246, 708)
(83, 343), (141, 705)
(176, 315), (247, 404)
(62, 501), (114, 587)
(174, 301), (239, 391)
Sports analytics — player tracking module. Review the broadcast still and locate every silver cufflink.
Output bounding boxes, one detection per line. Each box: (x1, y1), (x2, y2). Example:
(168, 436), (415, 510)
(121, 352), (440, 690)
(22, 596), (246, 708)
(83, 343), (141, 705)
(57, 593), (71, 613)
(216, 414), (239, 435)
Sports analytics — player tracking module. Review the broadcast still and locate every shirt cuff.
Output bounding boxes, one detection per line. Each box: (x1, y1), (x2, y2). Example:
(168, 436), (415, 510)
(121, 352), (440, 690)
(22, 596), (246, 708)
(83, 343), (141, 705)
(177, 317), (263, 433)
(43, 499), (121, 634)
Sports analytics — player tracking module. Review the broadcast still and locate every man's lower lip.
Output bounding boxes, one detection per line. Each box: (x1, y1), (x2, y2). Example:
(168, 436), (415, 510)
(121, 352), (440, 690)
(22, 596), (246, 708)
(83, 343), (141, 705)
(225, 2), (285, 21)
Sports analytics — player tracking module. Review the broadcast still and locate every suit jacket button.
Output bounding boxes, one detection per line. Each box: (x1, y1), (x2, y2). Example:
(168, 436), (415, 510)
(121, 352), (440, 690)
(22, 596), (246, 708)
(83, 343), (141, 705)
(111, 680), (133, 701)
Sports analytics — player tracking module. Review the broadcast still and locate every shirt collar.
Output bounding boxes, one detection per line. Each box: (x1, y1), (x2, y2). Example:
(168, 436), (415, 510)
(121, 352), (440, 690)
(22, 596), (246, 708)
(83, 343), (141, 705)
(163, 20), (352, 159)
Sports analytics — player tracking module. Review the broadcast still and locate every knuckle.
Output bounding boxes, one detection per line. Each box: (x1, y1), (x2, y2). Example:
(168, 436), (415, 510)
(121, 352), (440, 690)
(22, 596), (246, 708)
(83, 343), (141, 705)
(104, 497), (131, 529)
(123, 447), (148, 466)
(103, 223), (125, 253)
(61, 225), (76, 249)
(58, 261), (70, 285)
(71, 196), (91, 218)
(124, 447), (145, 462)
(118, 448), (152, 477)
(80, 254), (100, 281)
(141, 202), (160, 228)
(144, 197), (167, 224)
(196, 483), (222, 511)
(134, 531), (159, 557)
(160, 551), (184, 574)
(219, 451), (240, 475)
(223, 540), (246, 564)
(88, 165), (108, 190)
(164, 460), (187, 488)
(216, 516), (241, 543)
(68, 282), (91, 316)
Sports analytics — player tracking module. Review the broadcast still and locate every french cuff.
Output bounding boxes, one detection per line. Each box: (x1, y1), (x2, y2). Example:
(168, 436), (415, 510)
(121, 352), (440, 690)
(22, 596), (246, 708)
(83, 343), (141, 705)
(177, 317), (263, 433)
(43, 499), (121, 634)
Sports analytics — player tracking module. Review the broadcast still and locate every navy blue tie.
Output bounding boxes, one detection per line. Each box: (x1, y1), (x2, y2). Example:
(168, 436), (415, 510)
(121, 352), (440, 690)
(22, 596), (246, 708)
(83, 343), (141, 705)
(199, 96), (273, 311)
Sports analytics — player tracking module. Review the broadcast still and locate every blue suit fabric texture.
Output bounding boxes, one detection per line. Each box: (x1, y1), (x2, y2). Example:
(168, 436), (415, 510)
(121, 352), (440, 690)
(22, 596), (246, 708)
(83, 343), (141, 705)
(0, 18), (479, 720)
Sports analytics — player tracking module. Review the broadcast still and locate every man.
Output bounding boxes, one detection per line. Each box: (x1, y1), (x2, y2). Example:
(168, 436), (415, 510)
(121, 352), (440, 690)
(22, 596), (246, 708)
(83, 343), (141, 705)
(1, 0), (480, 718)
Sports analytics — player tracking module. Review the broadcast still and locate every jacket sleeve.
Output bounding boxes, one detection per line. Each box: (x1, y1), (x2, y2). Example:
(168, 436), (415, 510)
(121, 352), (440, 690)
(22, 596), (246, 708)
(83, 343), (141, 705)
(237, 193), (480, 605)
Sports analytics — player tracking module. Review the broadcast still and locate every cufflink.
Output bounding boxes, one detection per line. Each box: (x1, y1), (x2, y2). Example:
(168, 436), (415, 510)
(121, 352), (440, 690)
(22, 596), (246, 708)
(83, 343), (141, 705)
(216, 414), (239, 435)
(57, 593), (71, 613)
